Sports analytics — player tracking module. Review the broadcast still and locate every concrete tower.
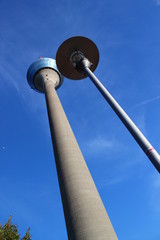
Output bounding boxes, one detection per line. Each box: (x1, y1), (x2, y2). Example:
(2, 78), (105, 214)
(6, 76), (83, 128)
(27, 57), (117, 240)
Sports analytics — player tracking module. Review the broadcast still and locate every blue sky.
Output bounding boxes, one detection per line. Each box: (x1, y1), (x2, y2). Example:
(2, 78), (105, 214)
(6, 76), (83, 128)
(1, 0), (160, 239)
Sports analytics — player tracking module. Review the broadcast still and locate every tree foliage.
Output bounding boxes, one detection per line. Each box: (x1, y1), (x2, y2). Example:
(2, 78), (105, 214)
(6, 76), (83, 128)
(0, 216), (31, 240)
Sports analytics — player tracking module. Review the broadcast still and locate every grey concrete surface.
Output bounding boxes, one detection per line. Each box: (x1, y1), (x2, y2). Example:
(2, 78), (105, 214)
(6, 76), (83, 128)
(44, 78), (118, 240)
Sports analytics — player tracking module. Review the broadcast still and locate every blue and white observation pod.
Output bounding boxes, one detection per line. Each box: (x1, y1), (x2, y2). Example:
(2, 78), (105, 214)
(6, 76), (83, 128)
(27, 57), (63, 93)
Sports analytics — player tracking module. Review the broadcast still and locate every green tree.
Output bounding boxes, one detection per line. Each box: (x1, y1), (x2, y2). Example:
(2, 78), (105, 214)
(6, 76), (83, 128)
(0, 216), (31, 240)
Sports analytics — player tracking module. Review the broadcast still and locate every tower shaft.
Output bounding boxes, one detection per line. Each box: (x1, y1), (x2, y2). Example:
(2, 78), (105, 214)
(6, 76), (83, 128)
(44, 79), (117, 240)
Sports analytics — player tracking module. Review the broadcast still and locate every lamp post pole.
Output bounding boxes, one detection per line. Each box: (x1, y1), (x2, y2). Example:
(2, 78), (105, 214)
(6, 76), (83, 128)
(56, 36), (160, 173)
(27, 58), (117, 240)
(83, 66), (160, 172)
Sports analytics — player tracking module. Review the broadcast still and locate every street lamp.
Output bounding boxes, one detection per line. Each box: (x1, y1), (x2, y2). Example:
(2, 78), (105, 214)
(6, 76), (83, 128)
(27, 57), (117, 240)
(56, 36), (160, 173)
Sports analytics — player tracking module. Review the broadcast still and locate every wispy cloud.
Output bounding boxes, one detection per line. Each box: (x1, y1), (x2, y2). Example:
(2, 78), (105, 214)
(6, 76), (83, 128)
(87, 136), (114, 151)
(132, 96), (160, 109)
(83, 135), (129, 159)
(0, 61), (20, 92)
(155, 0), (160, 6)
(100, 174), (127, 187)
(134, 113), (147, 136)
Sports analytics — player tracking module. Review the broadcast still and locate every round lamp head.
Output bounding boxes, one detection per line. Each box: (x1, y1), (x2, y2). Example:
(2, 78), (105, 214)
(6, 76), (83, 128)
(56, 36), (99, 80)
(27, 58), (64, 93)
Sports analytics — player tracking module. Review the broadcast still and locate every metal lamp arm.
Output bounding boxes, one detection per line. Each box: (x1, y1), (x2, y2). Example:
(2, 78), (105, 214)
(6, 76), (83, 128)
(84, 67), (160, 173)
